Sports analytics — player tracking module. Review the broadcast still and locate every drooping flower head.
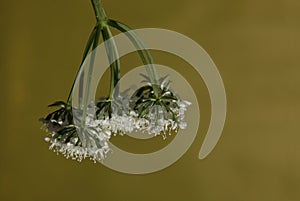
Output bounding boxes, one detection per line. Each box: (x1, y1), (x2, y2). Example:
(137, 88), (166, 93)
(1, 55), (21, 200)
(129, 75), (191, 139)
(40, 101), (111, 162)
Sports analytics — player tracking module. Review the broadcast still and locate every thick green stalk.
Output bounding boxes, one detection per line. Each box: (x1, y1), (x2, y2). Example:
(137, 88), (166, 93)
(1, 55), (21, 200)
(91, 0), (107, 21)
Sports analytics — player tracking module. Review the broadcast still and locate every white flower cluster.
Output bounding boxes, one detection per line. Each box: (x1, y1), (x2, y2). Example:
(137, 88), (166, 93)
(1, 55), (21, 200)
(98, 111), (138, 135)
(45, 111), (111, 163)
(41, 85), (191, 163)
(140, 100), (191, 139)
(47, 139), (109, 163)
(97, 99), (191, 139)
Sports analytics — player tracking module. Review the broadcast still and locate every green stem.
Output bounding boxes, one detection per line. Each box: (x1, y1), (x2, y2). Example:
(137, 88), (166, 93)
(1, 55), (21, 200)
(108, 20), (159, 83)
(80, 0), (119, 125)
(67, 0), (108, 108)
(107, 19), (160, 97)
(102, 29), (115, 100)
(105, 27), (120, 85)
(91, 0), (107, 21)
(81, 25), (101, 127)
(66, 26), (97, 107)
(101, 27), (115, 100)
(102, 26), (120, 99)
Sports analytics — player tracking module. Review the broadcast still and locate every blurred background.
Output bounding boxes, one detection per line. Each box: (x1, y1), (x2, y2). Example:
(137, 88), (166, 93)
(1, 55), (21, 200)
(1, 0), (300, 200)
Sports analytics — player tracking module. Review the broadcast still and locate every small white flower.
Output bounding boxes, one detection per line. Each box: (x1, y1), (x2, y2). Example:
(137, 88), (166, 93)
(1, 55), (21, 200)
(44, 102), (112, 163)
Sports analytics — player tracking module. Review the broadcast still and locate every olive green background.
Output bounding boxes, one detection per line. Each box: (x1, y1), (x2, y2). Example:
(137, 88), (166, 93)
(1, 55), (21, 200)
(1, 0), (299, 200)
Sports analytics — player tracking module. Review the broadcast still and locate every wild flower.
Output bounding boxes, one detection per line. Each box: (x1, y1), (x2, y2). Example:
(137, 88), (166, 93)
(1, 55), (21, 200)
(129, 75), (191, 139)
(40, 0), (191, 163)
(40, 101), (111, 162)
